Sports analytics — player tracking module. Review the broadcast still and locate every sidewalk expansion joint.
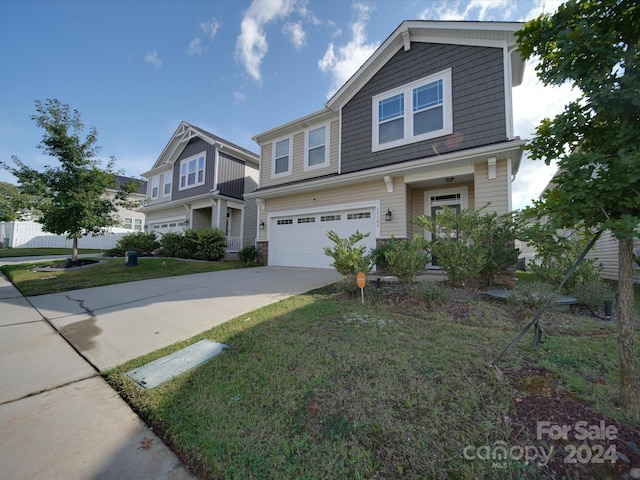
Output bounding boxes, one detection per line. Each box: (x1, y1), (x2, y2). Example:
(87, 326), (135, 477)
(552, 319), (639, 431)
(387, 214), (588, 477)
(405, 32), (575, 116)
(0, 373), (100, 407)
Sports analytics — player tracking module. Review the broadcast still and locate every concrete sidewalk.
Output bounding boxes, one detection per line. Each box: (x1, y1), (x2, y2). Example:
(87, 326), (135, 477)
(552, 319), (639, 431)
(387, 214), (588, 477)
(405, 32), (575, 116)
(0, 261), (339, 478)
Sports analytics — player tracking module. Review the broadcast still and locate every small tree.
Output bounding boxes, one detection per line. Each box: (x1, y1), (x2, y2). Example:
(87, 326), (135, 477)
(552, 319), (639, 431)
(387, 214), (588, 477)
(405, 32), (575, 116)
(0, 99), (139, 261)
(323, 230), (373, 283)
(517, 0), (640, 418)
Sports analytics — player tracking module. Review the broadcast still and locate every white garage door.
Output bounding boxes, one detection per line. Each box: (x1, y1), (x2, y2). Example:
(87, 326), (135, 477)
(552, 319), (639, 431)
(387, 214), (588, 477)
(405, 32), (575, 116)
(269, 207), (378, 268)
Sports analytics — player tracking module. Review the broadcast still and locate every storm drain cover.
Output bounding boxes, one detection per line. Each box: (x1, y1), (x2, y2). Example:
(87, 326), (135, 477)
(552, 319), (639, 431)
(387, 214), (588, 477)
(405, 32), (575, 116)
(125, 339), (227, 389)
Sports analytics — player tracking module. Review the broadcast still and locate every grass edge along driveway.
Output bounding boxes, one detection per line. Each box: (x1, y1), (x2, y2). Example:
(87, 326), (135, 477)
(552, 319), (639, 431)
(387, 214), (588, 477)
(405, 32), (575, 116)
(0, 257), (251, 296)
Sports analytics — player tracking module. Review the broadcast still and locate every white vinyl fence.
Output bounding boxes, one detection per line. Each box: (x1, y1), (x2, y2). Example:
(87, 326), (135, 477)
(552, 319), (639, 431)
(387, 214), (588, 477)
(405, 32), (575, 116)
(1, 221), (131, 250)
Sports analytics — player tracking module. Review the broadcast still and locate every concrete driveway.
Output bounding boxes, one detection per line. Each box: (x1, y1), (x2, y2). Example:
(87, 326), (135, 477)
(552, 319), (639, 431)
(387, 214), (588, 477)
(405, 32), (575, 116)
(0, 263), (339, 479)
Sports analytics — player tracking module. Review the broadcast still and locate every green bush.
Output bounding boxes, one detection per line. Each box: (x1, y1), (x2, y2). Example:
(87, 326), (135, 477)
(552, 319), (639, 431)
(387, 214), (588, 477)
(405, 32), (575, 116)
(114, 231), (160, 256)
(159, 231), (184, 257)
(415, 205), (520, 287)
(323, 230), (373, 283)
(379, 235), (430, 285)
(371, 241), (393, 273)
(192, 227), (227, 261)
(570, 279), (616, 314)
(238, 246), (257, 265)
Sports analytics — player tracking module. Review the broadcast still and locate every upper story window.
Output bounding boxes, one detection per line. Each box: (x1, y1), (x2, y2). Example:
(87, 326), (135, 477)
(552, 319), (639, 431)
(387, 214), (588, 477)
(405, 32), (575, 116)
(372, 68), (452, 152)
(151, 176), (159, 199)
(179, 152), (206, 190)
(272, 137), (292, 178)
(304, 125), (329, 171)
(163, 173), (172, 196)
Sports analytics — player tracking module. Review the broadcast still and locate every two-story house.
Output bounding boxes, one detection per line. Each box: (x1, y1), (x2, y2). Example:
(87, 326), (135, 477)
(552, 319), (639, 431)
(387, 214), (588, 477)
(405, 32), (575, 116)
(140, 122), (260, 253)
(247, 20), (526, 269)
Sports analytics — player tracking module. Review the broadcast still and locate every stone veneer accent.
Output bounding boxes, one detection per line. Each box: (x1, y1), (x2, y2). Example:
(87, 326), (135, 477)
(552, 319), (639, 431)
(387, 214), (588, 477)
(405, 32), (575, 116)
(256, 241), (268, 266)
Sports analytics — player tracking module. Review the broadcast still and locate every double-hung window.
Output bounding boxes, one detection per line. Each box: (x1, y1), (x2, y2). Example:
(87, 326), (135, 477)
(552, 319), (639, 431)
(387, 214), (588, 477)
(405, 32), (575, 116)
(179, 152), (206, 190)
(273, 137), (292, 177)
(163, 173), (172, 196)
(151, 176), (159, 199)
(372, 69), (452, 152)
(304, 125), (329, 171)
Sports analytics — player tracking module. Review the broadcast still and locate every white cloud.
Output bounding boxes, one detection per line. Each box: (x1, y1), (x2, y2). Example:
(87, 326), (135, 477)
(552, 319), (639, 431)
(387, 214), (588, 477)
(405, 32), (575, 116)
(317, 2), (379, 98)
(235, 0), (298, 82)
(418, 0), (517, 21)
(282, 21), (306, 51)
(144, 51), (162, 68)
(233, 91), (247, 103)
(187, 17), (221, 56)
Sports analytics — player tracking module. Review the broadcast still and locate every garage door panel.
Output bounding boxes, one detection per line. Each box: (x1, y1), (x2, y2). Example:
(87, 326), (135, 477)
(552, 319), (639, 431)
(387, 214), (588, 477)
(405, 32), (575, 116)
(269, 208), (376, 268)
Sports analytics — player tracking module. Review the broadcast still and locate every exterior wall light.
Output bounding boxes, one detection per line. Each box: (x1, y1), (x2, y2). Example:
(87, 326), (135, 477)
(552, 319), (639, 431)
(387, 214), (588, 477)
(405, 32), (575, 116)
(259, 221), (265, 230)
(385, 208), (393, 222)
(445, 177), (454, 183)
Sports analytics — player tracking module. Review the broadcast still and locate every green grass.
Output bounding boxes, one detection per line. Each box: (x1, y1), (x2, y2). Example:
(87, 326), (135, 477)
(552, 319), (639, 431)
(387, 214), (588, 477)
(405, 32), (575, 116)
(106, 286), (636, 479)
(0, 257), (249, 296)
(0, 247), (103, 258)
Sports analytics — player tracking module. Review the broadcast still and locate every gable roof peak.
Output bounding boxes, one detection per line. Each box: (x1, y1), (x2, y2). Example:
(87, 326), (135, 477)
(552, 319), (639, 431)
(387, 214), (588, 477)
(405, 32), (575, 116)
(326, 19), (525, 111)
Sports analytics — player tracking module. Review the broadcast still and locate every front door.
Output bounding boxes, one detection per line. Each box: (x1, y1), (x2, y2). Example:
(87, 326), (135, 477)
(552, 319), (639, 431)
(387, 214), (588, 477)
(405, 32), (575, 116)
(430, 204), (460, 266)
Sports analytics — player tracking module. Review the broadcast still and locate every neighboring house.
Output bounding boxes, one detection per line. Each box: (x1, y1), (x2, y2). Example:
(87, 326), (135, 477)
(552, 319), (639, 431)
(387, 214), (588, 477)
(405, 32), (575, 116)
(586, 231), (640, 284)
(247, 20), (526, 268)
(110, 175), (147, 231)
(139, 122), (260, 253)
(518, 178), (640, 284)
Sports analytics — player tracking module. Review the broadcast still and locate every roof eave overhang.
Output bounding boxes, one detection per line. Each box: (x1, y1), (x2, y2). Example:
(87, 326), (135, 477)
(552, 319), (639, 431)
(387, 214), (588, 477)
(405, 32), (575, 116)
(246, 139), (526, 200)
(139, 190), (245, 213)
(252, 108), (338, 145)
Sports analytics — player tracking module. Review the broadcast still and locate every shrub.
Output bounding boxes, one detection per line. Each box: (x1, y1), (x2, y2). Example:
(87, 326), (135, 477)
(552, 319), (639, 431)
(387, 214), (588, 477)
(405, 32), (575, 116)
(159, 231), (184, 257)
(379, 235), (430, 284)
(570, 279), (616, 315)
(371, 241), (393, 273)
(193, 227), (227, 261)
(114, 231), (160, 256)
(238, 246), (257, 265)
(415, 205), (520, 287)
(323, 230), (373, 283)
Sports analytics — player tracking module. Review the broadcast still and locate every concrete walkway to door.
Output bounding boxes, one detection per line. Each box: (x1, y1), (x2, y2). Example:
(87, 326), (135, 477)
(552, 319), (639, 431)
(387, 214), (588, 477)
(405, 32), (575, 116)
(0, 260), (339, 479)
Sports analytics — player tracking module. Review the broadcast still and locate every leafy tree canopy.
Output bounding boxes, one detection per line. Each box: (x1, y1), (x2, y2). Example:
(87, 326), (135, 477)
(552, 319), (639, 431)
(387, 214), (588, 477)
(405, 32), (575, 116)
(517, 0), (640, 237)
(0, 99), (141, 258)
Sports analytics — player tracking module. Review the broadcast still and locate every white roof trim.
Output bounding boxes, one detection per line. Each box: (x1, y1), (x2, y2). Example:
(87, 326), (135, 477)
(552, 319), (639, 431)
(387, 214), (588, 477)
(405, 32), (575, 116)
(246, 139), (526, 200)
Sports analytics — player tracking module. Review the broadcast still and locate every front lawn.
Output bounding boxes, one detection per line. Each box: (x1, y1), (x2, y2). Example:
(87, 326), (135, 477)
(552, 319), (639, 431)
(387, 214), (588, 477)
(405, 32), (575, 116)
(106, 284), (640, 479)
(0, 257), (249, 296)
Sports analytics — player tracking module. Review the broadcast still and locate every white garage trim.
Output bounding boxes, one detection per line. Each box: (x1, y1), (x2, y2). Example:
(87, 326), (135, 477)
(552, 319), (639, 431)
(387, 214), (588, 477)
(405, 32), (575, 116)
(267, 201), (380, 268)
(266, 201), (381, 242)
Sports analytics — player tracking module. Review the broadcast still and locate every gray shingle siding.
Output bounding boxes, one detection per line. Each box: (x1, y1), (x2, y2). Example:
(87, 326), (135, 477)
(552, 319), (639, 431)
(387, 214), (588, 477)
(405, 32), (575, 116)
(217, 152), (245, 199)
(172, 138), (216, 201)
(341, 43), (506, 174)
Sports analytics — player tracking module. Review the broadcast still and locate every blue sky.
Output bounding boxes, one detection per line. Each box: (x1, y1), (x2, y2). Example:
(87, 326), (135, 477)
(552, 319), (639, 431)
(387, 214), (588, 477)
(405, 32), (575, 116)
(0, 0), (574, 209)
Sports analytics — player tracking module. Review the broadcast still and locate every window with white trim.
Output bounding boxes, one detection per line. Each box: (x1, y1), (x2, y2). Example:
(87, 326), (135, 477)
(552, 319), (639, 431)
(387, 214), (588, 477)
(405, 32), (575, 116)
(151, 176), (159, 199)
(179, 152), (206, 190)
(273, 138), (292, 177)
(304, 125), (329, 171)
(163, 173), (172, 196)
(123, 217), (143, 231)
(372, 69), (452, 152)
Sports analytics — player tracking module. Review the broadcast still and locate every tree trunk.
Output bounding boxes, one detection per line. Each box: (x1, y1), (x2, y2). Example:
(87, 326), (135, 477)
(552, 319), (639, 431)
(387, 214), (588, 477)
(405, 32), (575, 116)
(72, 236), (78, 262)
(618, 237), (639, 420)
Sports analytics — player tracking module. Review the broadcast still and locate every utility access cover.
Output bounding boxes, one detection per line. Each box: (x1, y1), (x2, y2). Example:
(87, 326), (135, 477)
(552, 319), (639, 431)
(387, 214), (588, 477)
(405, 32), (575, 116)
(125, 339), (227, 389)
